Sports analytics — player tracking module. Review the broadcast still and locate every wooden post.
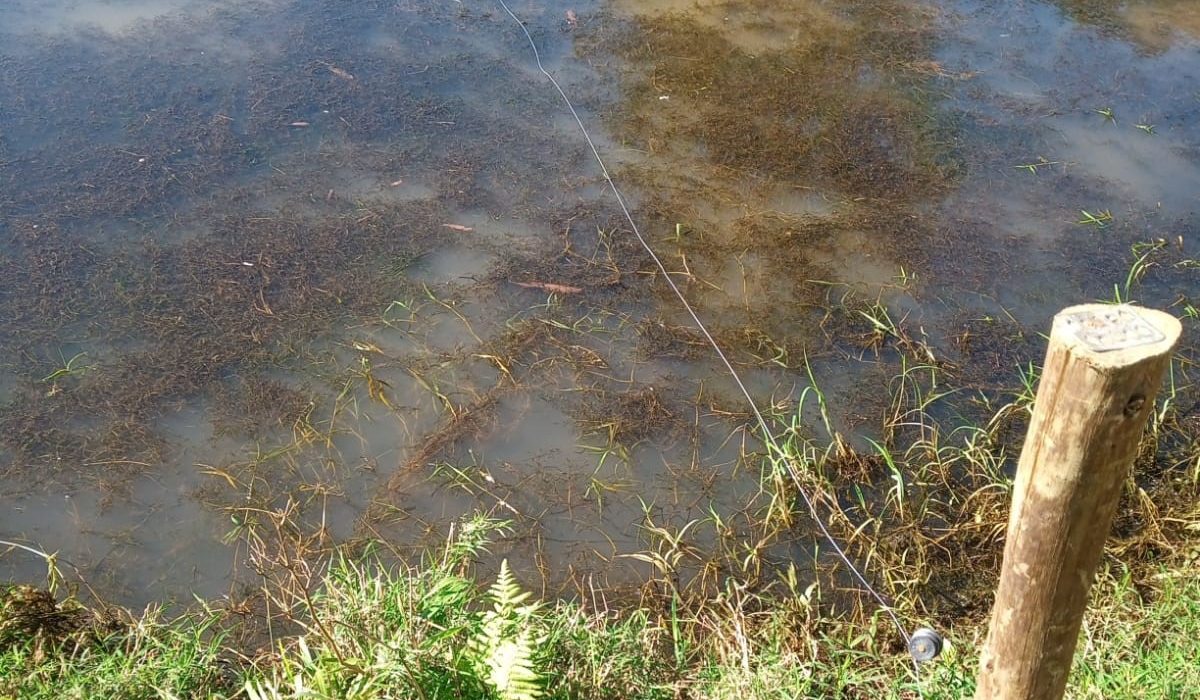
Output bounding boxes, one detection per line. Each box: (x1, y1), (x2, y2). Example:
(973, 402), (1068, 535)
(974, 304), (1180, 700)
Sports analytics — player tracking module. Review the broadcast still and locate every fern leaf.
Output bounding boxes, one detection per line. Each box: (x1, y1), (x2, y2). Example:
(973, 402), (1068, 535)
(487, 633), (542, 700)
(469, 559), (545, 700)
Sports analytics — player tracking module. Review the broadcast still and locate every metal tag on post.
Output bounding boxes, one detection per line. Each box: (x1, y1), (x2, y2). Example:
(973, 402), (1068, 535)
(1060, 306), (1166, 353)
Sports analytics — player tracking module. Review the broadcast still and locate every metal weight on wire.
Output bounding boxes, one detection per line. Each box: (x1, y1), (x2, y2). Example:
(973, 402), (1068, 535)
(908, 628), (944, 663)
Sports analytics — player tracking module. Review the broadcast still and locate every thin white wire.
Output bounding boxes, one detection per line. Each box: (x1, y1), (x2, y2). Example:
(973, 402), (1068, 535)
(492, 0), (920, 677)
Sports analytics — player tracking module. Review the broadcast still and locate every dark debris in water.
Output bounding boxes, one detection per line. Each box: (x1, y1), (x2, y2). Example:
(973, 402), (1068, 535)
(0, 585), (99, 651)
(577, 385), (684, 448)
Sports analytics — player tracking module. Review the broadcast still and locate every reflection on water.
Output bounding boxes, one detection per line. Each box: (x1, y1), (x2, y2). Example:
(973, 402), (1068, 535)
(935, 0), (1200, 322)
(1055, 0), (1200, 51)
(2, 0), (196, 36)
(1, 0), (1198, 606)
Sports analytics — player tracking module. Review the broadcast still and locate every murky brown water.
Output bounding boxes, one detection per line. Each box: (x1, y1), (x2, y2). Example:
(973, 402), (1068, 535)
(1, 0), (1198, 606)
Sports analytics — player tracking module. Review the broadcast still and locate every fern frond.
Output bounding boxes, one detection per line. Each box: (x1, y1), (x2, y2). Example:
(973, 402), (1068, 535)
(485, 631), (543, 700)
(468, 559), (546, 700)
(489, 559), (535, 614)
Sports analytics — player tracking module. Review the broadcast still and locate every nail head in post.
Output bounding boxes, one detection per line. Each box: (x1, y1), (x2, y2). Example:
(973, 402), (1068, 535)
(908, 627), (944, 663)
(1061, 306), (1166, 353)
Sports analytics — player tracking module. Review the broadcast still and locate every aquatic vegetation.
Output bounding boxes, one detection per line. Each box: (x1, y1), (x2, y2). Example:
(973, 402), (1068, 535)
(1012, 157), (1061, 174)
(1077, 208), (1114, 226)
(5, 363), (1200, 697)
(1, 2), (1199, 697)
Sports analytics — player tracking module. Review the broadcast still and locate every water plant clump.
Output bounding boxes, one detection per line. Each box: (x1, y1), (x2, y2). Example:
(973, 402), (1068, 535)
(577, 385), (683, 448)
(592, 1), (959, 199)
(0, 1), (605, 488)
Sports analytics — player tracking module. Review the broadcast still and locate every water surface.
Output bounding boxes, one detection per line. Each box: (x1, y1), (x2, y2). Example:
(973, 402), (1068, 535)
(1, 0), (1198, 606)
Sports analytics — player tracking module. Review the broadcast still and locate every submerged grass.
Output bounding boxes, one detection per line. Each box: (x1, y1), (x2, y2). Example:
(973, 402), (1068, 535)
(4, 329), (1200, 698)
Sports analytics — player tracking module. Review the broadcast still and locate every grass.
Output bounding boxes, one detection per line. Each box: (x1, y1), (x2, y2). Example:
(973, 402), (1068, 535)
(1070, 569), (1200, 698)
(1076, 209), (1114, 227)
(0, 588), (228, 699)
(3, 519), (1198, 699)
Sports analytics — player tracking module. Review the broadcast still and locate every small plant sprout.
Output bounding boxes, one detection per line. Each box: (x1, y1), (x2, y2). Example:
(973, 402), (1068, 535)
(895, 265), (918, 289)
(41, 351), (94, 396)
(1125, 239), (1166, 298)
(41, 351), (91, 383)
(1077, 209), (1113, 227)
(1013, 156), (1061, 174)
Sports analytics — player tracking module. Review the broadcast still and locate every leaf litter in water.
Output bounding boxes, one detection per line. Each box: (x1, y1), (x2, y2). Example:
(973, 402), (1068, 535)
(513, 281), (583, 294)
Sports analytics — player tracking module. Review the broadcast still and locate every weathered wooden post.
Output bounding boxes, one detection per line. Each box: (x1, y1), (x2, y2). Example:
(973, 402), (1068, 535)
(974, 304), (1181, 700)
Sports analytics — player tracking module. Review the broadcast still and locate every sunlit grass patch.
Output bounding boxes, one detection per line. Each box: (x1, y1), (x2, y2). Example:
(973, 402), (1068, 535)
(0, 586), (229, 700)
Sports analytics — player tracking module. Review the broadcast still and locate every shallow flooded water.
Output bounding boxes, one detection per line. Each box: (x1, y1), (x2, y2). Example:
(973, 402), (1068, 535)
(1, 0), (1198, 606)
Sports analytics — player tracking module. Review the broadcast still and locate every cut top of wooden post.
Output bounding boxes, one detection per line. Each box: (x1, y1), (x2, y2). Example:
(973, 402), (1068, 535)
(1053, 304), (1181, 370)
